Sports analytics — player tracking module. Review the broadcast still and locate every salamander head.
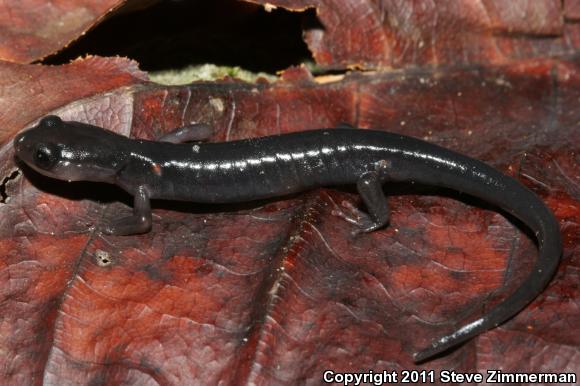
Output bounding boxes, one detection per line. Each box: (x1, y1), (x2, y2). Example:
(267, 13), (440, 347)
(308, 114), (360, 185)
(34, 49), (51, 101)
(14, 115), (127, 183)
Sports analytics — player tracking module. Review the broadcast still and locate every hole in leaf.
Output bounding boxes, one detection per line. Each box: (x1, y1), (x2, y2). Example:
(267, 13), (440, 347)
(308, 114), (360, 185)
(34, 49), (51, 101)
(0, 170), (21, 204)
(95, 249), (113, 267)
(43, 0), (314, 74)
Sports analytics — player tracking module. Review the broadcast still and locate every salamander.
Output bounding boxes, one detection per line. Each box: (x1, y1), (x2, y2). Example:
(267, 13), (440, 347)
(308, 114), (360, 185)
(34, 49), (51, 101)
(13, 115), (562, 362)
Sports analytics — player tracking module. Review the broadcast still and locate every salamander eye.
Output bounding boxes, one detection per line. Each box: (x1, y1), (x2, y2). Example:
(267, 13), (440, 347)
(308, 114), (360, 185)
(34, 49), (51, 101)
(39, 115), (62, 128)
(33, 144), (58, 170)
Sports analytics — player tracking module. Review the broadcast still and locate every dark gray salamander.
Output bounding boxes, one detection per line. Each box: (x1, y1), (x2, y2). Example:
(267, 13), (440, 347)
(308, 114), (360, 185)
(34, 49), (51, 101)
(13, 116), (562, 362)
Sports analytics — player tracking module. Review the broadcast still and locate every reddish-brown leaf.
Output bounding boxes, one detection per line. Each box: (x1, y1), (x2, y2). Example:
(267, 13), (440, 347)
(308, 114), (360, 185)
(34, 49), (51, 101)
(0, 0), (126, 63)
(251, 0), (580, 68)
(0, 56), (148, 142)
(0, 0), (578, 384)
(3, 0), (580, 69)
(0, 56), (578, 384)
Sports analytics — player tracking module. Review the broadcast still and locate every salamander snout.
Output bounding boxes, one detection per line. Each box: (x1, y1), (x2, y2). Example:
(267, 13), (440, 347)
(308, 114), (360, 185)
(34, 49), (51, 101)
(13, 129), (61, 175)
(13, 116), (126, 183)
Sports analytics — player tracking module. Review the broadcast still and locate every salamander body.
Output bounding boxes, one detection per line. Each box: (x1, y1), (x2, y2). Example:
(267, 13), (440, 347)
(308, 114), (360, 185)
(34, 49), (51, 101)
(13, 115), (562, 362)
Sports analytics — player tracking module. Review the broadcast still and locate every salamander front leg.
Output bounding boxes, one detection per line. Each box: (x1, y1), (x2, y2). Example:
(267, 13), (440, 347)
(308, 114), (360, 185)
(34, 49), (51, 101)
(158, 123), (214, 143)
(102, 185), (152, 235)
(333, 161), (391, 234)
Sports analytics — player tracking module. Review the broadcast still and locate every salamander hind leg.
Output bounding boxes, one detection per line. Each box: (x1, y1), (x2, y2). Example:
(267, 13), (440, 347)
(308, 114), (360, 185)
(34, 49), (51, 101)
(102, 185), (152, 235)
(333, 160), (391, 234)
(158, 123), (214, 143)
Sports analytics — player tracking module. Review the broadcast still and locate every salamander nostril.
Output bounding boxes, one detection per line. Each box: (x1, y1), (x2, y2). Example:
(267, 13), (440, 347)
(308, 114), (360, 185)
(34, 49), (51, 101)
(13, 133), (24, 153)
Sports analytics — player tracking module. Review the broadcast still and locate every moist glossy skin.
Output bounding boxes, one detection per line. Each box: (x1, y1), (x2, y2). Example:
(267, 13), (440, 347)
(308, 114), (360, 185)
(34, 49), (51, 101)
(13, 115), (562, 362)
